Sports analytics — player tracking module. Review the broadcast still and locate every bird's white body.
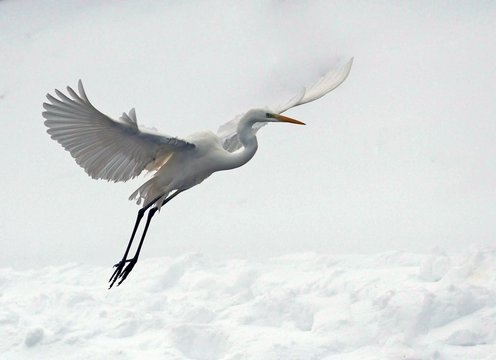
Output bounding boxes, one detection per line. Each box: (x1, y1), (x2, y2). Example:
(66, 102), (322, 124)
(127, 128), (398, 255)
(131, 110), (269, 208)
(42, 58), (353, 286)
(131, 129), (255, 208)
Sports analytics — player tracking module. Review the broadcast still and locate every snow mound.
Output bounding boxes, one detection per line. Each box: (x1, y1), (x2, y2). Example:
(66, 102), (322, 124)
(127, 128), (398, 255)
(1, 249), (495, 359)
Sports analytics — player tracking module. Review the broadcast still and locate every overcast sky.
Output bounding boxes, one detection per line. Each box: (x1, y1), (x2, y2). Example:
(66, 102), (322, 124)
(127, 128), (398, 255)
(1, 1), (495, 269)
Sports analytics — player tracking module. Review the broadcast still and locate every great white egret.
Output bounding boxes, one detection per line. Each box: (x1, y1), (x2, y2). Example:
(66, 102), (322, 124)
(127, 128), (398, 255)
(43, 59), (353, 288)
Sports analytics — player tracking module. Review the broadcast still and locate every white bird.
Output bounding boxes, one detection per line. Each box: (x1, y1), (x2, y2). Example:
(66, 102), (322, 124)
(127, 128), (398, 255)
(42, 58), (353, 288)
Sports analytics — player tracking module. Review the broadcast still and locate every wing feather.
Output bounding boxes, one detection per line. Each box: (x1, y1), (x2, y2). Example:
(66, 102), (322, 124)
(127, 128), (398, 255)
(217, 58), (353, 152)
(43, 80), (195, 182)
(272, 58), (354, 114)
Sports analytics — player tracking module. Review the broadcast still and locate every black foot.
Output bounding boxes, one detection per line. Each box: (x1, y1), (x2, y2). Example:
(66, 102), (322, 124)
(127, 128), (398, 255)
(117, 258), (137, 286)
(109, 259), (126, 289)
(108, 258), (137, 289)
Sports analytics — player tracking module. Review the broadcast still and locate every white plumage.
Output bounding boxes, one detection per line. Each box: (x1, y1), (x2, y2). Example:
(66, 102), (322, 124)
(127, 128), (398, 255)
(217, 58), (353, 152)
(42, 58), (353, 287)
(43, 81), (194, 183)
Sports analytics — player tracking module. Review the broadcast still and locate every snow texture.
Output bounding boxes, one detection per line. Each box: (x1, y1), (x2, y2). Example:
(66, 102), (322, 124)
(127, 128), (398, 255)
(1, 249), (495, 359)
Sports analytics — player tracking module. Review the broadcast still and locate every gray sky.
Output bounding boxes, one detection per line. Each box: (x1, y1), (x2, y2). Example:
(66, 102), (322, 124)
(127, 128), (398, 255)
(1, 1), (495, 269)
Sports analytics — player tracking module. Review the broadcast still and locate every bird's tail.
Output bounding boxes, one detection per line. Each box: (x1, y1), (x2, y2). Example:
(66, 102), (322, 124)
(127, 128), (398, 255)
(129, 178), (170, 209)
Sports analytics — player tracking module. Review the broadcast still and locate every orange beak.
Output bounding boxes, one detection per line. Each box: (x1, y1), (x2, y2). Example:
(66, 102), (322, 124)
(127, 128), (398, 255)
(273, 114), (306, 125)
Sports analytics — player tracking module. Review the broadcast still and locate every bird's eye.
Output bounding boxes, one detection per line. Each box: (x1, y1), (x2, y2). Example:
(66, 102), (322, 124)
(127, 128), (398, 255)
(265, 113), (274, 118)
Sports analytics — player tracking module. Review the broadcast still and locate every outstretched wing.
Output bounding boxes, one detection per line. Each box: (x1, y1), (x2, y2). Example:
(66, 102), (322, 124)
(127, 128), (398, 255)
(217, 58), (353, 152)
(272, 58), (353, 114)
(43, 80), (195, 182)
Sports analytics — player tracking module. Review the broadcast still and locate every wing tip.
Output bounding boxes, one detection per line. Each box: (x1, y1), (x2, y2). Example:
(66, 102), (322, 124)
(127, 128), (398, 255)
(343, 57), (354, 74)
(336, 57), (354, 85)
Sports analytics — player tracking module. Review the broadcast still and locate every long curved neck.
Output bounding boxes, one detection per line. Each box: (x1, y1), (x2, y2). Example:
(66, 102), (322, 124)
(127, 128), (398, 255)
(219, 117), (259, 171)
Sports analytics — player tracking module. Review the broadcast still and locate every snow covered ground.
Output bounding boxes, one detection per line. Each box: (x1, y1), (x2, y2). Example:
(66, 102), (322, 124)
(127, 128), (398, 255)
(1, 248), (495, 359)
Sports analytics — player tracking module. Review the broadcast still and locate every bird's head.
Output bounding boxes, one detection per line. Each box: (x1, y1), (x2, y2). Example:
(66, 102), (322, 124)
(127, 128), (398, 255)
(244, 109), (306, 126)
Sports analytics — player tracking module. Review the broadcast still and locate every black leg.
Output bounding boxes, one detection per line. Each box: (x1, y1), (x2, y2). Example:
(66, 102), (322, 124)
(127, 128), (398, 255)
(109, 190), (184, 288)
(116, 206), (158, 286)
(109, 195), (164, 288)
(134, 207), (158, 262)
(108, 210), (143, 274)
